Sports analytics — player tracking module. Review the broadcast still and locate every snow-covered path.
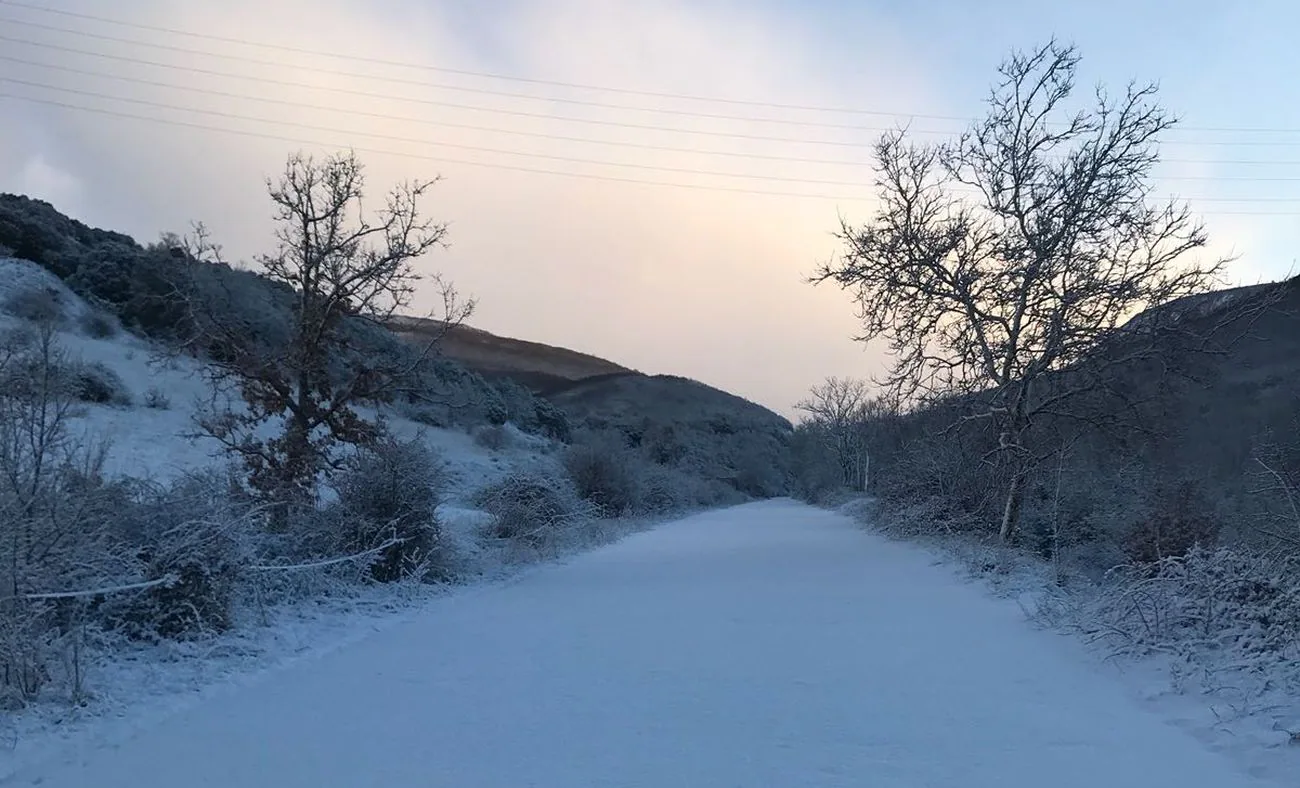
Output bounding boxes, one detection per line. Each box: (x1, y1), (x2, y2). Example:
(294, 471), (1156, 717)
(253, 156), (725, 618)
(16, 500), (1270, 787)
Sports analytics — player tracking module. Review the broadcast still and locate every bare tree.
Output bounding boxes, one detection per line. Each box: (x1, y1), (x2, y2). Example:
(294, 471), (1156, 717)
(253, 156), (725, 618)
(183, 150), (473, 514)
(1249, 423), (1300, 550)
(0, 321), (120, 598)
(811, 41), (1224, 541)
(796, 377), (894, 491)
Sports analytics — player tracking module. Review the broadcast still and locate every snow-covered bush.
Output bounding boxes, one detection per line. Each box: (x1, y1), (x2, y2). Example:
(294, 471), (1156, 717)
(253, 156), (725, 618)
(104, 473), (258, 640)
(0, 599), (59, 708)
(69, 360), (132, 406)
(563, 431), (641, 516)
(641, 422), (688, 466)
(1088, 546), (1300, 660)
(728, 431), (791, 498)
(2, 284), (67, 325)
(788, 422), (846, 503)
(77, 307), (119, 339)
(472, 424), (511, 451)
(329, 438), (448, 583)
(1121, 481), (1221, 565)
(637, 467), (687, 514)
(474, 470), (594, 547)
(142, 385), (171, 409)
(488, 378), (571, 442)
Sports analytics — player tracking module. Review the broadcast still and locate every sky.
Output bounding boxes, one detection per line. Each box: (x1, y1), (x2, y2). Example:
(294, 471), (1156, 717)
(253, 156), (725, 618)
(1, 0), (1298, 418)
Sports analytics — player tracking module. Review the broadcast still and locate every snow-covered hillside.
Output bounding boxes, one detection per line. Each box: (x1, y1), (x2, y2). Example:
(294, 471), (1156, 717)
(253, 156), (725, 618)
(0, 257), (560, 495)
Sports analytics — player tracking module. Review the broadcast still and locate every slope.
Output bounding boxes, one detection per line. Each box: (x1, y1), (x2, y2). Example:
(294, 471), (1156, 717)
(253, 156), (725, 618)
(387, 315), (631, 394)
(12, 501), (1277, 788)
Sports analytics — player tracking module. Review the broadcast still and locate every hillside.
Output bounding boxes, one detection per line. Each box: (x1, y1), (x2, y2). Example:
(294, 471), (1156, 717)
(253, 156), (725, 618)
(387, 315), (630, 395)
(550, 372), (791, 436)
(387, 313), (795, 499)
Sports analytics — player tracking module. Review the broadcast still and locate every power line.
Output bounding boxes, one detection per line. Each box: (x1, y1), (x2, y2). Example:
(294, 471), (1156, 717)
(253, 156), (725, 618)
(5, 11), (1300, 146)
(0, 0), (973, 122)
(11, 53), (1300, 183)
(7, 35), (1300, 170)
(5, 0), (1300, 137)
(0, 53), (876, 168)
(0, 16), (970, 134)
(0, 91), (875, 202)
(0, 34), (937, 149)
(0, 75), (876, 187)
(2, 87), (1296, 215)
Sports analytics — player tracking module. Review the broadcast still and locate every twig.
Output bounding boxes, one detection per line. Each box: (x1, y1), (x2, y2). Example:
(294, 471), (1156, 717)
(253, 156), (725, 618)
(1, 574), (180, 602)
(247, 537), (407, 572)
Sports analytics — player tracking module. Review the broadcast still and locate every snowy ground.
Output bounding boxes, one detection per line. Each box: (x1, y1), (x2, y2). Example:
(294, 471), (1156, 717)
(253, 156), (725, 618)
(6, 500), (1283, 787)
(838, 498), (1300, 787)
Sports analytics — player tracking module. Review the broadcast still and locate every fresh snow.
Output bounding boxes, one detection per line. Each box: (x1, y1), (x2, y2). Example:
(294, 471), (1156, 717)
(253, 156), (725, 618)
(8, 500), (1280, 787)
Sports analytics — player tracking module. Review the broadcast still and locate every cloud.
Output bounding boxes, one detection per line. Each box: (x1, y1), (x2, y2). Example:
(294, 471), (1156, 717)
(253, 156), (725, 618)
(8, 154), (85, 215)
(1, 0), (938, 417)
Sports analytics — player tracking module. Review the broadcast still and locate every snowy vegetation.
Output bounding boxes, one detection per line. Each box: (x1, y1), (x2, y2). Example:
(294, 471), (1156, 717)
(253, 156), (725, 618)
(794, 41), (1300, 754)
(0, 155), (794, 728)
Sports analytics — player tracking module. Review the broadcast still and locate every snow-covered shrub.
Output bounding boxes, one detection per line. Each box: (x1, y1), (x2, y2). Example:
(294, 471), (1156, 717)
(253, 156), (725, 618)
(142, 385), (171, 410)
(474, 470), (593, 546)
(488, 378), (571, 442)
(788, 422), (846, 503)
(1088, 546), (1300, 666)
(0, 602), (53, 708)
(1249, 425), (1300, 547)
(69, 360), (132, 406)
(2, 284), (66, 325)
(637, 467), (687, 514)
(530, 397), (572, 443)
(105, 474), (257, 640)
(329, 437), (448, 583)
(77, 307), (118, 339)
(563, 431), (641, 516)
(1122, 481), (1220, 565)
(641, 422), (688, 465)
(0, 327), (129, 408)
(472, 423), (511, 451)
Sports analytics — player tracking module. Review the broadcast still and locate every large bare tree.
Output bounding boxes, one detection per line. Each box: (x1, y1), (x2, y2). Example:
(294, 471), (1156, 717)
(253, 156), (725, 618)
(812, 41), (1224, 541)
(184, 150), (473, 513)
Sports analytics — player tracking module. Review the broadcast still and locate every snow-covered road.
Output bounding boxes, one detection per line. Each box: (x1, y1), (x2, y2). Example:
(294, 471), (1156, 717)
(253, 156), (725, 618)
(17, 500), (1271, 787)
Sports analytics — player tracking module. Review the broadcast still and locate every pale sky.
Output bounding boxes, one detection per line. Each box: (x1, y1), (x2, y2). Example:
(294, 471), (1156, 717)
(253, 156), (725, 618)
(2, 1), (1298, 418)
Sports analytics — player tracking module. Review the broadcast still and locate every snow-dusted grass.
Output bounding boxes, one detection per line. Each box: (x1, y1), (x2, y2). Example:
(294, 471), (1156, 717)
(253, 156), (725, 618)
(839, 496), (1300, 786)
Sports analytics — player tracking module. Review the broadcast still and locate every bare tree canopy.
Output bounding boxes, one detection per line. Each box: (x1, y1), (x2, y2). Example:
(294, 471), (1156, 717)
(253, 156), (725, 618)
(811, 41), (1225, 540)
(183, 150), (473, 511)
(796, 377), (895, 492)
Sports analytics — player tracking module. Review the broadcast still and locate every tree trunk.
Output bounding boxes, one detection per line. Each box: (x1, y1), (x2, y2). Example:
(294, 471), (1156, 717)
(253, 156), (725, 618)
(998, 471), (1026, 542)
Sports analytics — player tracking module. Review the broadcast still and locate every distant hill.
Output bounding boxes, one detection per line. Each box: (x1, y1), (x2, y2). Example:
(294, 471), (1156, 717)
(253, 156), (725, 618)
(389, 316), (790, 430)
(388, 316), (630, 395)
(388, 316), (794, 497)
(548, 372), (793, 434)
